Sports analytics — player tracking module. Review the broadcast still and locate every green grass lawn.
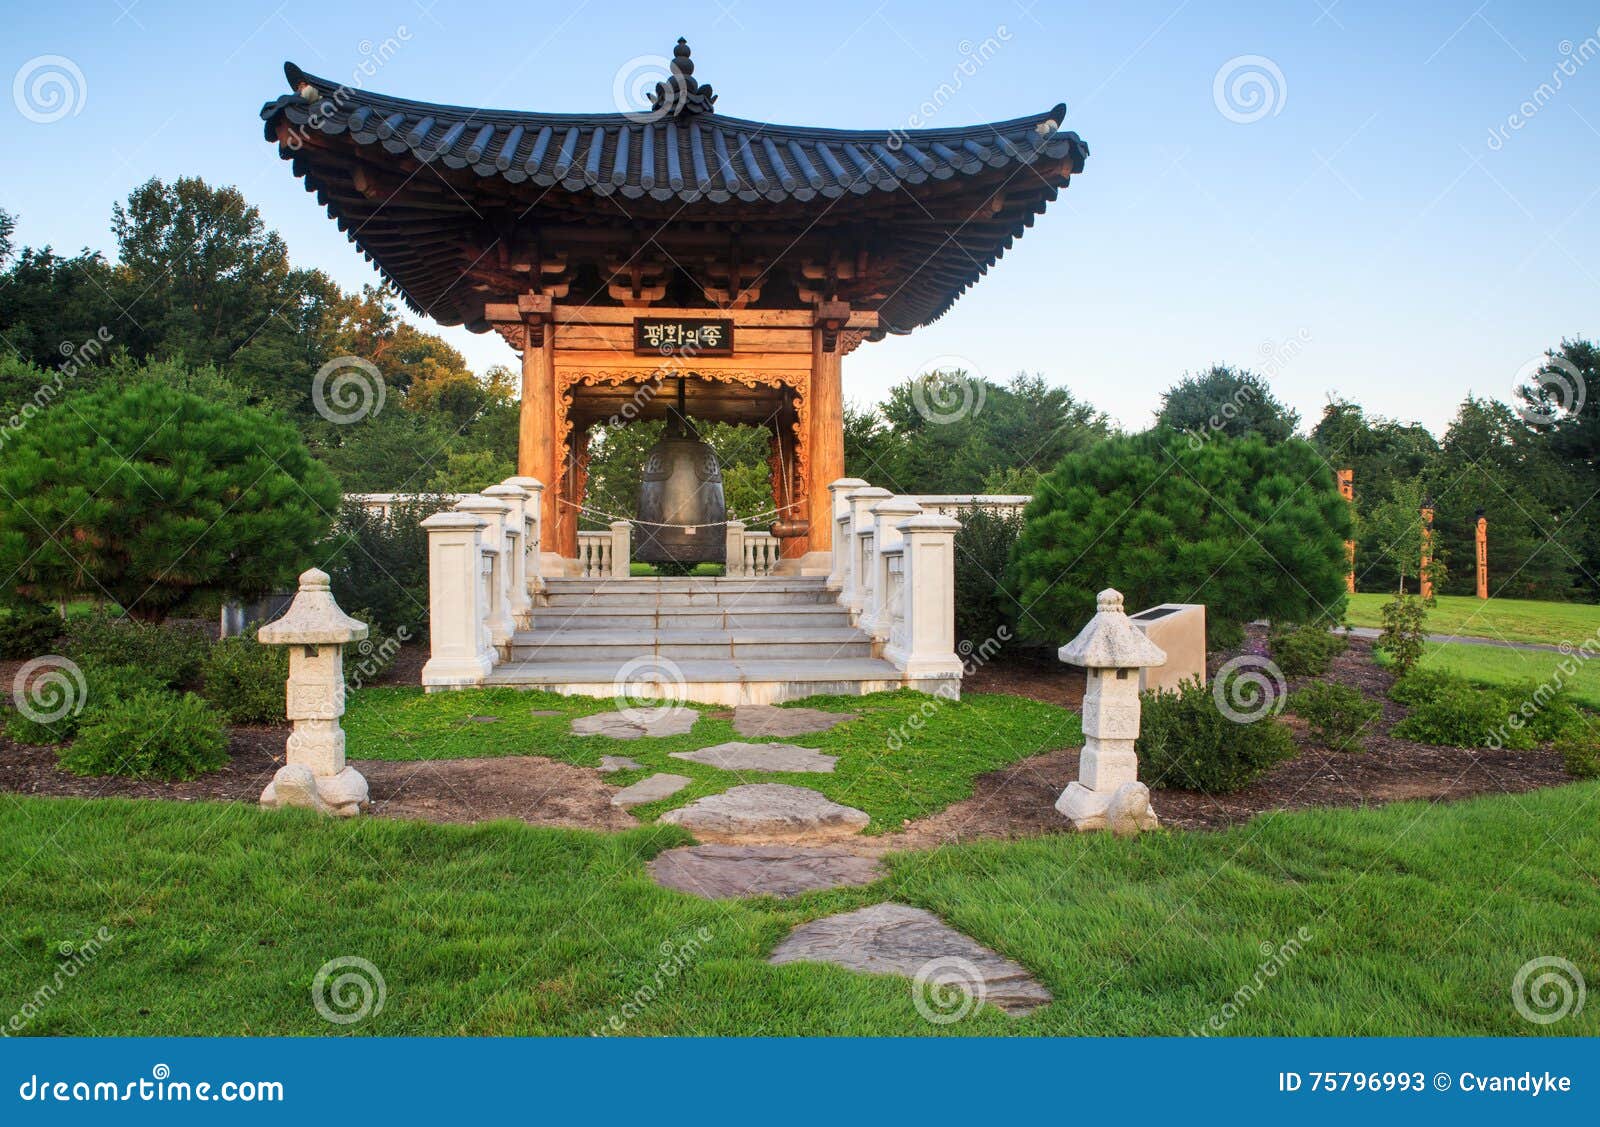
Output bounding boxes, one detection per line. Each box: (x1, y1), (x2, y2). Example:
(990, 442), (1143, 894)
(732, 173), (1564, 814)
(1345, 593), (1600, 647)
(1379, 641), (1600, 711)
(343, 688), (1078, 833)
(2, 785), (1595, 1035)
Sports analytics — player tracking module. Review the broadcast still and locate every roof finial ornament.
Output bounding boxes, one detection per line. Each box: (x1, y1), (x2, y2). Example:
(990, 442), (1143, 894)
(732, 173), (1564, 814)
(648, 37), (717, 118)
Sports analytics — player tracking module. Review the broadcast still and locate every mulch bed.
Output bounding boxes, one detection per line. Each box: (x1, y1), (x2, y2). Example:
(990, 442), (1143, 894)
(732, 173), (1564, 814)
(0, 629), (1578, 841)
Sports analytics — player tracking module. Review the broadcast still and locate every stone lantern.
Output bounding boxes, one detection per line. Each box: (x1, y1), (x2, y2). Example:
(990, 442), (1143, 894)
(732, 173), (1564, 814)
(1056, 588), (1167, 835)
(258, 568), (370, 817)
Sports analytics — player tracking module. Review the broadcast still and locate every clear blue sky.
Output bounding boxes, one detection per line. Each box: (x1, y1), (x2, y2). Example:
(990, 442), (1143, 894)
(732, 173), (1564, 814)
(5, 0), (1599, 434)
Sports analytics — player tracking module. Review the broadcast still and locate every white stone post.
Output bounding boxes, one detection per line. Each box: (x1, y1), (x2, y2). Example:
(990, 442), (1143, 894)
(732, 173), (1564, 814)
(455, 495), (514, 646)
(866, 497), (923, 641)
(724, 519), (747, 577)
(844, 486), (892, 621)
(608, 520), (632, 578)
(503, 475), (545, 596)
(1055, 588), (1168, 835)
(893, 513), (965, 685)
(827, 477), (870, 590)
(420, 510), (494, 688)
(483, 482), (532, 622)
(258, 569), (370, 817)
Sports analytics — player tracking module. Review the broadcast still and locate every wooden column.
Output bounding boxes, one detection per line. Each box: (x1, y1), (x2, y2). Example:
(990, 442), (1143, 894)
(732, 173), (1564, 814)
(489, 296), (558, 553)
(808, 302), (849, 557)
(1475, 510), (1489, 600)
(1336, 469), (1355, 594)
(1419, 502), (1435, 599)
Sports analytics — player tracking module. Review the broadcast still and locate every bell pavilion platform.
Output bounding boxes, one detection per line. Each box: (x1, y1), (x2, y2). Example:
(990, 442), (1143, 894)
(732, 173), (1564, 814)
(485, 575), (932, 706)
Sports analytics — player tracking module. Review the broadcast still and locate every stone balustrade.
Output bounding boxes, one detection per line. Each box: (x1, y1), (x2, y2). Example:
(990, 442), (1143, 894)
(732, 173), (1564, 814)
(827, 477), (965, 692)
(724, 522), (779, 577)
(576, 522), (631, 578)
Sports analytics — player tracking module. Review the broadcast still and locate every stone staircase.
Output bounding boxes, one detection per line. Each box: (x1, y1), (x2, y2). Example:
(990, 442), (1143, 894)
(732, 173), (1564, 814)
(484, 576), (908, 705)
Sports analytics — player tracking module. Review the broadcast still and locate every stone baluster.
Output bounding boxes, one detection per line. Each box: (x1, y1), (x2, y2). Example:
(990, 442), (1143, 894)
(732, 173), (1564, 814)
(609, 520), (632, 579)
(454, 495), (514, 647)
(420, 510), (495, 687)
(483, 482), (532, 623)
(844, 487), (892, 623)
(724, 520), (747, 577)
(827, 477), (870, 590)
(258, 568), (370, 816)
(502, 475), (545, 596)
(891, 513), (964, 684)
(1055, 588), (1167, 835)
(866, 497), (923, 642)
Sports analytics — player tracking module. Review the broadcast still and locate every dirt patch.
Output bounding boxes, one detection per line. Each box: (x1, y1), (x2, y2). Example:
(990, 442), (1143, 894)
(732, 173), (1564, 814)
(962, 649), (1085, 709)
(895, 632), (1574, 844)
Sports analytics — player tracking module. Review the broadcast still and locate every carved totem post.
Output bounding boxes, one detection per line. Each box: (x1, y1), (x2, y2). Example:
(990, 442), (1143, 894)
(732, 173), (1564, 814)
(258, 568), (370, 817)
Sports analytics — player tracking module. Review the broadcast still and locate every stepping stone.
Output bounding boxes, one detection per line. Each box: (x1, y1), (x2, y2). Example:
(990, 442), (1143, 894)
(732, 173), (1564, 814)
(769, 903), (1052, 1016)
(733, 704), (856, 738)
(572, 709), (698, 739)
(453, 714), (500, 726)
(650, 844), (883, 900)
(598, 755), (643, 774)
(670, 741), (837, 774)
(610, 773), (692, 808)
(530, 709), (564, 717)
(658, 784), (868, 843)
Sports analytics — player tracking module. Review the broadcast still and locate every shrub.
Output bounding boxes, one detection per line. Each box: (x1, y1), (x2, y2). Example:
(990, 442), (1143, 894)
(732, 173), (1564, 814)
(1269, 621), (1347, 678)
(1557, 729), (1600, 779)
(1496, 679), (1584, 743)
(1377, 592), (1429, 673)
(60, 691), (227, 780)
(0, 600), (61, 659)
(1388, 667), (1456, 707)
(953, 505), (1024, 648)
(1392, 678), (1535, 750)
(4, 660), (167, 745)
(63, 611), (210, 689)
(1137, 677), (1296, 793)
(200, 638), (288, 724)
(0, 377), (339, 621)
(1008, 431), (1352, 650)
(325, 497), (452, 644)
(1290, 681), (1381, 751)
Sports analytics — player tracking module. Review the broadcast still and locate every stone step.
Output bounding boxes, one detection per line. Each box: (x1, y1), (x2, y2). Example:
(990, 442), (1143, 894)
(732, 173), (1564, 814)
(506, 627), (874, 662)
(542, 588), (836, 607)
(522, 604), (853, 631)
(649, 845), (883, 900)
(481, 656), (916, 706)
(658, 784), (870, 843)
(544, 577), (830, 592)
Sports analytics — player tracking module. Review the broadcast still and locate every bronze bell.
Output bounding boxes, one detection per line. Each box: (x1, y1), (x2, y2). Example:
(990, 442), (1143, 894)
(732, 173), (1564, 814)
(635, 380), (727, 564)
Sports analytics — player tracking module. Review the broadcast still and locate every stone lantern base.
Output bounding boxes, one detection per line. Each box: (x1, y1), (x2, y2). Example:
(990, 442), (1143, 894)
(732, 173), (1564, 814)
(1056, 780), (1159, 836)
(260, 764), (369, 818)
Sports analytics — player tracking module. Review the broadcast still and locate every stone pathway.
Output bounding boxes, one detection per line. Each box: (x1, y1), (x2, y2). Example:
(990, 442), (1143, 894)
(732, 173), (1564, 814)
(610, 773), (692, 808)
(659, 784), (869, 843)
(732, 704), (856, 738)
(650, 844), (882, 899)
(572, 708), (698, 739)
(670, 741), (836, 773)
(768, 903), (1052, 1016)
(598, 755), (642, 774)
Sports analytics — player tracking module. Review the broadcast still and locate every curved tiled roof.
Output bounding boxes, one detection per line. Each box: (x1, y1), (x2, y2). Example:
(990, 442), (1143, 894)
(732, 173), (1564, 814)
(260, 57), (1088, 331)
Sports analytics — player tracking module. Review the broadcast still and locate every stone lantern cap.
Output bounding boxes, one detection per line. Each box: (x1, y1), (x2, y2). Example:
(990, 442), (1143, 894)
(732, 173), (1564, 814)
(482, 482), (530, 501)
(1058, 588), (1167, 670)
(258, 568), (369, 646)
